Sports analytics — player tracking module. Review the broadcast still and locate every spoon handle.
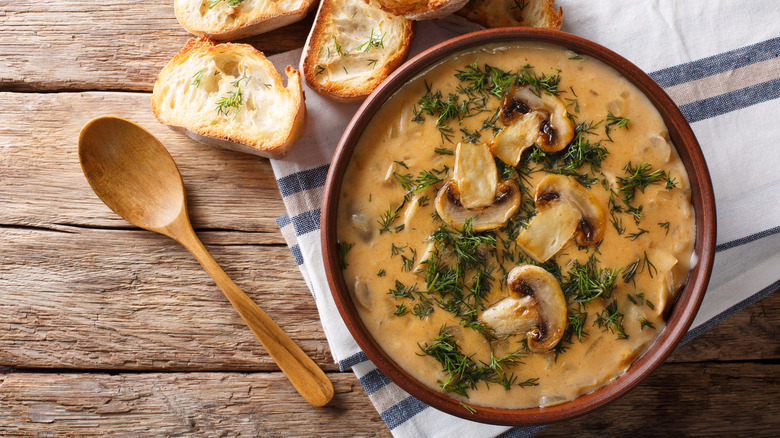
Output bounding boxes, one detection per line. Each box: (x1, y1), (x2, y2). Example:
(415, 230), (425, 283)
(176, 228), (335, 407)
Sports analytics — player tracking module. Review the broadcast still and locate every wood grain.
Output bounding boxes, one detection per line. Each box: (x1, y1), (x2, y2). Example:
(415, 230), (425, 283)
(0, 372), (390, 437)
(0, 362), (776, 437)
(0, 1), (313, 92)
(538, 363), (780, 437)
(0, 226), (337, 371)
(0, 91), (286, 234)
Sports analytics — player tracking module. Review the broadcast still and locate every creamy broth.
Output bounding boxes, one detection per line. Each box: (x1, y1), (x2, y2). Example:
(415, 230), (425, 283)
(337, 42), (695, 409)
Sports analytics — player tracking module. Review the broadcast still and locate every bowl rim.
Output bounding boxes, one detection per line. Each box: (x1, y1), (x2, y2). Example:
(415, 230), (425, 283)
(321, 27), (716, 425)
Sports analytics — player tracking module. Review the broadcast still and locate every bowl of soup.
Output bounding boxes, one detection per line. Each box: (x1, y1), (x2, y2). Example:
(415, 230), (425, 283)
(321, 28), (716, 425)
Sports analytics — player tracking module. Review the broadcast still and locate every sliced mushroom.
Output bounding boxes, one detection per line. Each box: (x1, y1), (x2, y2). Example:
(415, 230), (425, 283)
(498, 86), (575, 153)
(517, 174), (607, 262)
(435, 180), (521, 232)
(480, 265), (566, 353)
(453, 142), (498, 209)
(490, 112), (546, 166)
(435, 142), (521, 231)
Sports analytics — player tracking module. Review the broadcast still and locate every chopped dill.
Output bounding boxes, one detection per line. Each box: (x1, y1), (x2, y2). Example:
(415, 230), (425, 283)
(377, 269), (386, 277)
(622, 259), (640, 284)
(659, 221), (671, 235)
(338, 241), (353, 270)
(191, 69), (205, 88)
(215, 75), (247, 119)
(594, 301), (627, 339)
(562, 255), (621, 304)
(617, 162), (667, 203)
(626, 228), (648, 241)
(460, 402), (477, 414)
(394, 303), (408, 316)
(390, 242), (407, 256)
(434, 147), (454, 155)
(639, 318), (655, 330)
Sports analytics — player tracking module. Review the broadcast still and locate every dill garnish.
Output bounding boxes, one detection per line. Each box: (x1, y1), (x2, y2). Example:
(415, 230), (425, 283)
(191, 69), (205, 88)
(594, 301), (627, 339)
(378, 199), (406, 234)
(617, 162), (667, 203)
(658, 221), (671, 235)
(394, 303), (408, 316)
(338, 242), (353, 270)
(419, 327), (534, 397)
(208, 0), (245, 8)
(605, 111), (629, 140)
(626, 228), (648, 241)
(639, 318), (655, 330)
(354, 28), (385, 52)
(562, 255), (621, 304)
(460, 402), (477, 414)
(623, 259), (640, 284)
(215, 75), (248, 119)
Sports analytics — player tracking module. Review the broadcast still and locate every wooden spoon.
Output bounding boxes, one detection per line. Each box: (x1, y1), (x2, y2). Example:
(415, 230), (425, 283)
(78, 116), (334, 407)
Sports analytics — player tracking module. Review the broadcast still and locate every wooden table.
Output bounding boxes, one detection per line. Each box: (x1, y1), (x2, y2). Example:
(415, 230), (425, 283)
(1, 2), (778, 436)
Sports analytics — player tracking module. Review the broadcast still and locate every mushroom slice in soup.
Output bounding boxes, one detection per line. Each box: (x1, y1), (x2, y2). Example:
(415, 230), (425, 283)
(480, 265), (566, 353)
(500, 86), (575, 153)
(453, 142), (498, 209)
(490, 112), (546, 166)
(435, 142), (521, 231)
(517, 174), (607, 262)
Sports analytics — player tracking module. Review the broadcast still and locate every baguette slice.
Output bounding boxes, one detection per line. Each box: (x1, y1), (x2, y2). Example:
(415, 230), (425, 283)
(174, 0), (317, 41)
(454, 0), (562, 29)
(302, 0), (414, 102)
(152, 38), (305, 159)
(374, 0), (470, 21)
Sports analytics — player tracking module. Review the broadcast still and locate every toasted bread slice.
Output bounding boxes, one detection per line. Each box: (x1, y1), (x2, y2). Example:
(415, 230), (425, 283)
(374, 0), (470, 21)
(302, 0), (414, 102)
(152, 38), (305, 159)
(454, 0), (562, 29)
(174, 0), (317, 41)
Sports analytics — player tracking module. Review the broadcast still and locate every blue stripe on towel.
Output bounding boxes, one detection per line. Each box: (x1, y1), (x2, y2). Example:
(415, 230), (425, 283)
(650, 36), (780, 88)
(339, 351), (370, 371)
(276, 213), (290, 228)
(716, 226), (780, 253)
(289, 244), (304, 266)
(679, 77), (780, 123)
(276, 164), (329, 198)
(381, 396), (429, 430)
(498, 426), (548, 438)
(290, 209), (321, 236)
(359, 368), (393, 396)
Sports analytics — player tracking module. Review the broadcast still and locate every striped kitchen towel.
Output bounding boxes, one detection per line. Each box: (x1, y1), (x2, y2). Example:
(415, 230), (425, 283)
(268, 1), (780, 436)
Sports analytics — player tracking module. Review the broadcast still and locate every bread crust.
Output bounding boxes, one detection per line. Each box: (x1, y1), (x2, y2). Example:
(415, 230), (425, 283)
(301, 0), (414, 103)
(152, 38), (305, 159)
(174, 0), (318, 41)
(374, 0), (470, 21)
(454, 0), (562, 29)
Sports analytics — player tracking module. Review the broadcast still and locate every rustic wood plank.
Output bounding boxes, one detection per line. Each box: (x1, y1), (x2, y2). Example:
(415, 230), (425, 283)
(0, 371), (392, 437)
(0, 1), (313, 92)
(1, 224), (777, 372)
(0, 362), (776, 437)
(0, 91), (286, 234)
(537, 362), (780, 437)
(0, 226), (336, 371)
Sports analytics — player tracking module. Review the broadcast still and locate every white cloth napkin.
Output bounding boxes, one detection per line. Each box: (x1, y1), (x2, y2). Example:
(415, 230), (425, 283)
(268, 1), (780, 436)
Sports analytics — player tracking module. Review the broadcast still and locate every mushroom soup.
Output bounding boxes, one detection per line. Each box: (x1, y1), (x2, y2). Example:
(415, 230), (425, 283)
(337, 42), (696, 409)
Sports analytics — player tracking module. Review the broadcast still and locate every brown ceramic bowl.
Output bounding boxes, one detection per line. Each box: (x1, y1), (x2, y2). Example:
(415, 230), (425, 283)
(321, 28), (716, 425)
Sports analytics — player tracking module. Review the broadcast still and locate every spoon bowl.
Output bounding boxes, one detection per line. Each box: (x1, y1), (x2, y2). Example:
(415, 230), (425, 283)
(78, 116), (334, 407)
(79, 116), (185, 233)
